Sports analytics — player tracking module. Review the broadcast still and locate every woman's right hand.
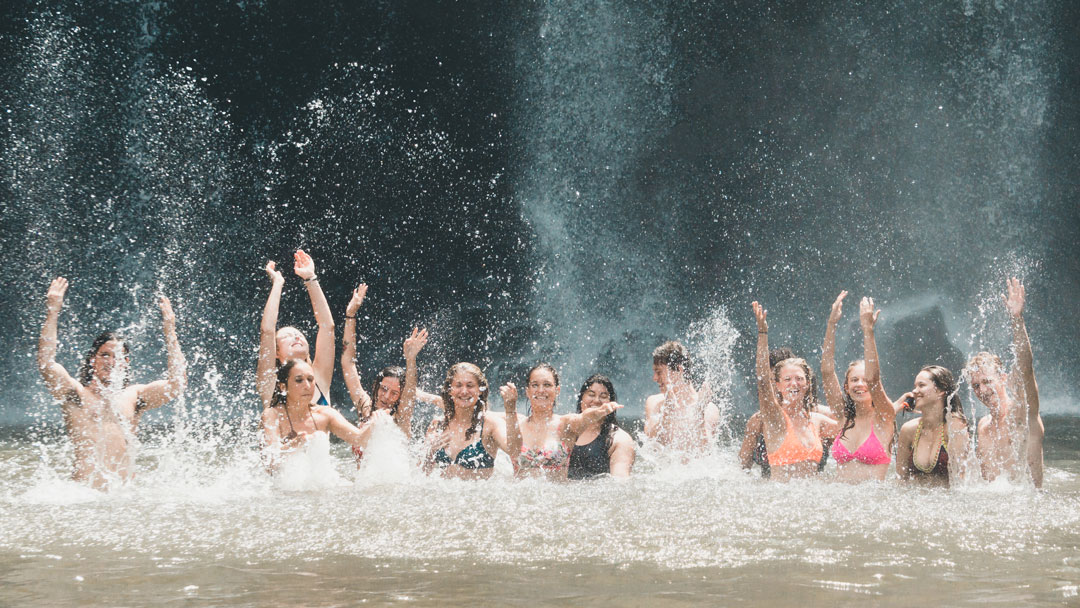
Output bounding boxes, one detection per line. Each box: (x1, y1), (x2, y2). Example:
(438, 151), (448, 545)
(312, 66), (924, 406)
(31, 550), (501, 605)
(346, 284), (368, 317)
(751, 301), (768, 333)
(46, 277), (68, 310)
(894, 391), (915, 413)
(828, 291), (847, 325)
(265, 261), (284, 286)
(499, 382), (518, 414)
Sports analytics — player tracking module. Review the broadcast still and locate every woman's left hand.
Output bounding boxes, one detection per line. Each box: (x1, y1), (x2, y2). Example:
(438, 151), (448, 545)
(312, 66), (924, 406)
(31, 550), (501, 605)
(294, 249), (316, 280)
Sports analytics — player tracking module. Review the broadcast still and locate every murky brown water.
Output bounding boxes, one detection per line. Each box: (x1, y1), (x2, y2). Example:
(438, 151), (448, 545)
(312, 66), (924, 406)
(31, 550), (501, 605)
(2, 417), (1078, 606)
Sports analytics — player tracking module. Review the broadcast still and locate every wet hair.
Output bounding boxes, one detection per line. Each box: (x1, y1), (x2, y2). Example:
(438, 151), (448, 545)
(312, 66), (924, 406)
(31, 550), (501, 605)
(77, 331), (131, 388)
(438, 362), (489, 440)
(527, 362), (560, 387)
(653, 341), (692, 374)
(838, 360), (866, 441)
(964, 352), (1004, 378)
(920, 365), (965, 420)
(769, 347), (795, 368)
(576, 374), (619, 451)
(270, 359), (309, 410)
(772, 357), (817, 412)
(361, 366), (406, 421)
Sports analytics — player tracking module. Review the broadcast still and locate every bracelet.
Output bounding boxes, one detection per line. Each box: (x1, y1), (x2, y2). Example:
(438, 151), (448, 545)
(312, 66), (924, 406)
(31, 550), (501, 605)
(304, 275), (318, 283)
(345, 316), (356, 320)
(758, 330), (768, 334)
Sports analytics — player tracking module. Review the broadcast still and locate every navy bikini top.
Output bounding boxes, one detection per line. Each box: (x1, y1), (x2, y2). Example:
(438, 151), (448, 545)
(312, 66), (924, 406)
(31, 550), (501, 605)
(433, 420), (494, 470)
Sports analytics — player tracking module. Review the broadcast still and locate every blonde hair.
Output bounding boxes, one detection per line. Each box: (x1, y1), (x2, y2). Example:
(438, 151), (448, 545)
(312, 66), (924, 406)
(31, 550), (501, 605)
(772, 357), (817, 412)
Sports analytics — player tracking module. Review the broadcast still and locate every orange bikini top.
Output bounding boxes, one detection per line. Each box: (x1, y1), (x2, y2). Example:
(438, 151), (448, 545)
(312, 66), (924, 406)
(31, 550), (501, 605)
(767, 409), (823, 467)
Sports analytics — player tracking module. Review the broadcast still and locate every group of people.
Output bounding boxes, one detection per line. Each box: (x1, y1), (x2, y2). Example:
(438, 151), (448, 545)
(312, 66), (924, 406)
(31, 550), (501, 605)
(742, 280), (1043, 487)
(36, 250), (1044, 490)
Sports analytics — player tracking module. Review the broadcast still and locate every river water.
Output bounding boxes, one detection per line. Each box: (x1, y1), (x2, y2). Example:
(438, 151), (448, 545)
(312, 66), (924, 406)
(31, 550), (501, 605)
(2, 416), (1078, 606)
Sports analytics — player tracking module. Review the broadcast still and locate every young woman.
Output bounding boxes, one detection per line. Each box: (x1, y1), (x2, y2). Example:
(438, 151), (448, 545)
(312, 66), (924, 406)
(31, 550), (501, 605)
(423, 363), (510, 480)
(260, 359), (381, 472)
(751, 302), (840, 481)
(341, 283), (429, 439)
(500, 363), (622, 481)
(896, 366), (970, 487)
(257, 250), (335, 409)
(821, 293), (897, 482)
(37, 277), (188, 489)
(567, 374), (635, 479)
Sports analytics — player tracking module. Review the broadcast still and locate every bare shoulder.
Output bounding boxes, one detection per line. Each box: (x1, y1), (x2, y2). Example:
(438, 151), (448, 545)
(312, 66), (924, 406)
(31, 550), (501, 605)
(261, 407), (279, 424)
(948, 415), (969, 432)
(898, 418), (919, 439)
(645, 393), (663, 413)
(704, 402), (720, 420)
(612, 427), (634, 447)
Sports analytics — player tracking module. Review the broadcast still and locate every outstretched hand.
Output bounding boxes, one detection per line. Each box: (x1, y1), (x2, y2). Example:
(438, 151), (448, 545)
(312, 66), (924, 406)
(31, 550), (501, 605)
(751, 301), (768, 333)
(584, 401), (624, 424)
(859, 297), (880, 330)
(499, 382), (518, 414)
(46, 277), (68, 310)
(293, 249), (316, 280)
(265, 261), (284, 285)
(403, 327), (428, 360)
(829, 291), (848, 324)
(346, 284), (368, 317)
(1003, 277), (1025, 318)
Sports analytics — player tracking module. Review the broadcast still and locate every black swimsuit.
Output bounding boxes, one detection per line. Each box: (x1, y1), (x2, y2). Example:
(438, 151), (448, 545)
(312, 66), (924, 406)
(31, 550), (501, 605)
(568, 433), (610, 480)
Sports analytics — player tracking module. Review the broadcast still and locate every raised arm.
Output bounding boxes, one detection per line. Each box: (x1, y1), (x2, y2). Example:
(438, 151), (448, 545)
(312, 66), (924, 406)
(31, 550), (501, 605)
(499, 382), (522, 458)
(37, 277), (80, 401)
(752, 302), (780, 420)
(136, 296), (189, 409)
(293, 249), (335, 392)
(398, 327), (429, 437)
(1004, 278), (1039, 422)
(341, 284), (372, 419)
(821, 291), (847, 420)
(860, 297), (895, 424)
(258, 261), (285, 408)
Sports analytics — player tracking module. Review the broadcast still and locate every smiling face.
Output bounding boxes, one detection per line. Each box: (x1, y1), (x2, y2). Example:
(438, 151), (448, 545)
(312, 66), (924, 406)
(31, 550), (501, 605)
(844, 362), (871, 404)
(275, 327), (310, 361)
(280, 360), (316, 407)
(91, 340), (129, 385)
(968, 367), (1008, 408)
(912, 370), (945, 412)
(775, 363), (809, 406)
(374, 377), (402, 410)
(652, 364), (683, 391)
(449, 371), (482, 411)
(579, 382), (611, 413)
(526, 367), (561, 412)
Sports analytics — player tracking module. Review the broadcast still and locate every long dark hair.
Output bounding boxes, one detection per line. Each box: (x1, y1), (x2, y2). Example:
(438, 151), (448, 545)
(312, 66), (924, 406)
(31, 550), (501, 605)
(361, 365), (406, 421)
(270, 359), (307, 410)
(77, 331), (131, 388)
(438, 362), (488, 440)
(576, 374), (619, 451)
(838, 359), (864, 441)
(921, 365), (965, 421)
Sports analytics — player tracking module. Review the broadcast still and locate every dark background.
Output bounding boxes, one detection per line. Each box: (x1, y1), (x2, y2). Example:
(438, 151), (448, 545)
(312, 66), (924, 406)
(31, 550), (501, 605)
(1, 1), (1076, 429)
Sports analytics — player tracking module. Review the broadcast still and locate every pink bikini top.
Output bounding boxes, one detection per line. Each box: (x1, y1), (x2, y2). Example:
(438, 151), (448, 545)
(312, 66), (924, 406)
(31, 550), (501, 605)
(831, 426), (891, 465)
